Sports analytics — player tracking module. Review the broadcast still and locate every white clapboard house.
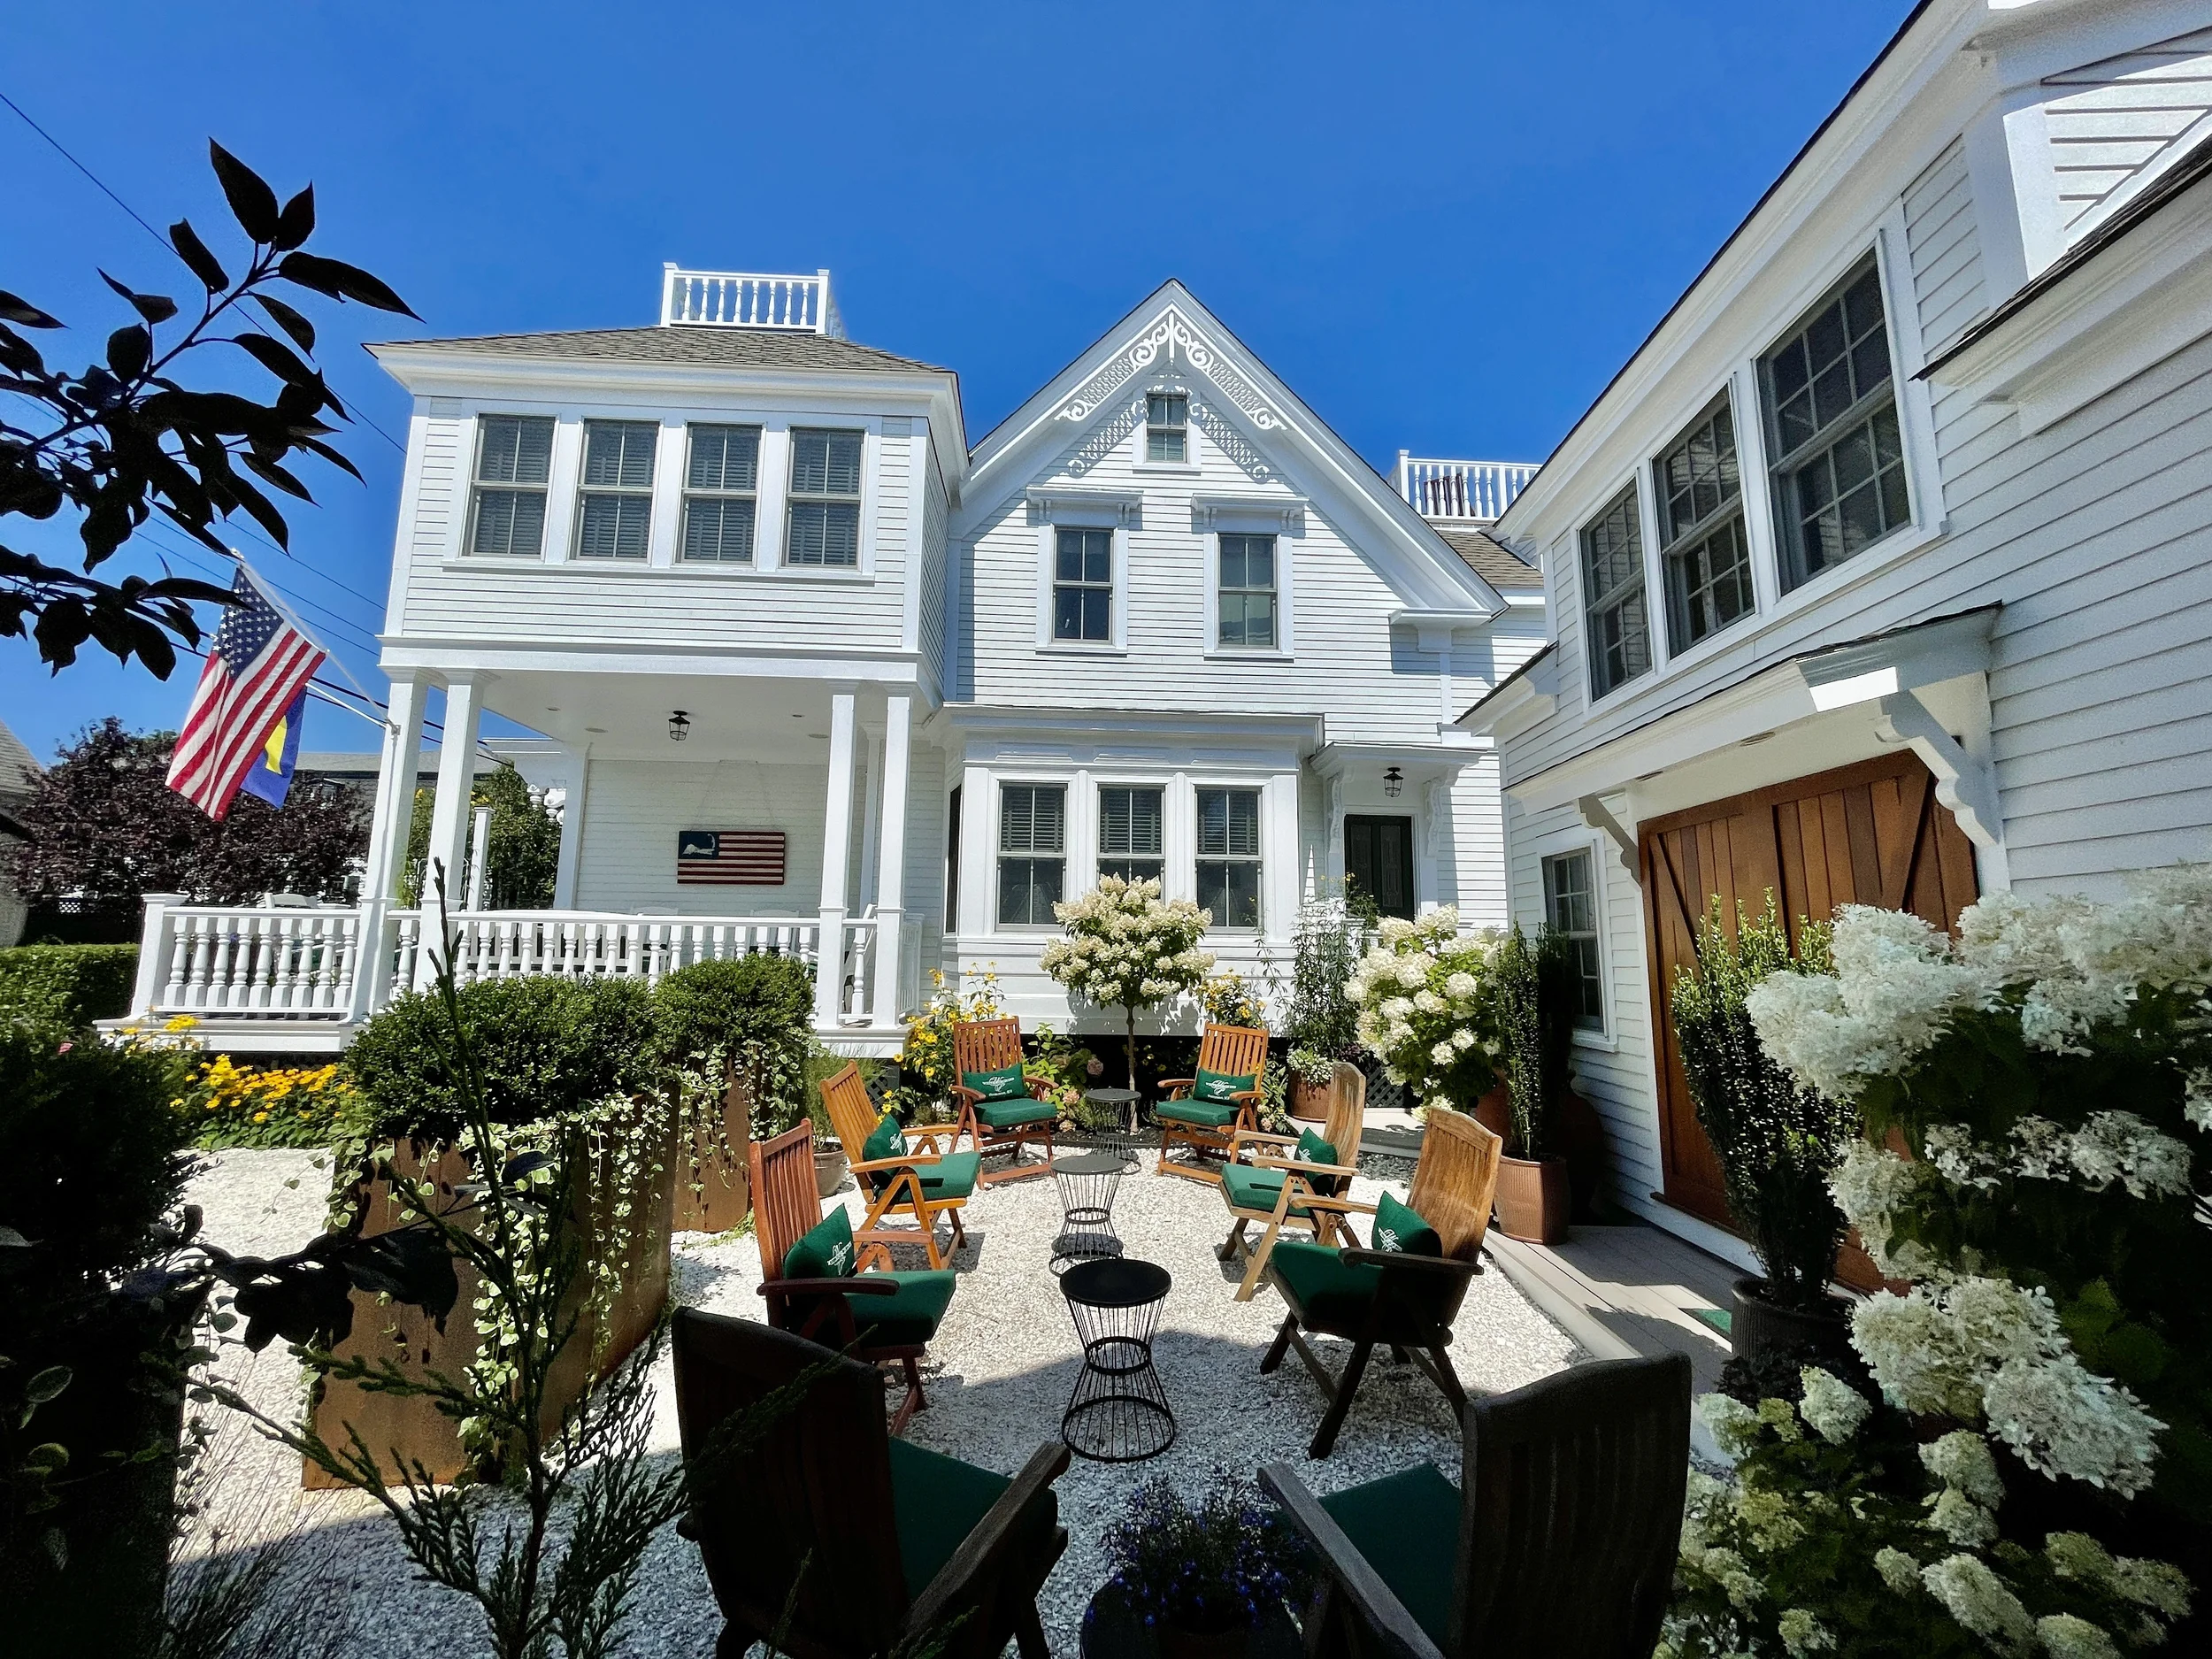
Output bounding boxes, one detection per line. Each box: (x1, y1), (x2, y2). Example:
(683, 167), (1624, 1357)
(126, 273), (1545, 1050)
(1462, 0), (2212, 1260)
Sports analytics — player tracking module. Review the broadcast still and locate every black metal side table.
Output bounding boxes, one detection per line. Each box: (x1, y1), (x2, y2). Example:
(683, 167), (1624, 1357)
(1060, 1257), (1175, 1463)
(1051, 1151), (1128, 1274)
(1081, 1086), (1142, 1166)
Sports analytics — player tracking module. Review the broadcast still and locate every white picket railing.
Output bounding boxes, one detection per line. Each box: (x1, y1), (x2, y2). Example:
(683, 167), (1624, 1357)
(132, 899), (879, 1029)
(1393, 454), (1540, 522)
(659, 265), (843, 337)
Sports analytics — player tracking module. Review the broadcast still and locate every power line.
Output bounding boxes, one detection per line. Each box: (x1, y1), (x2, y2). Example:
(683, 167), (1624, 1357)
(138, 526), (384, 657)
(0, 84), (409, 457)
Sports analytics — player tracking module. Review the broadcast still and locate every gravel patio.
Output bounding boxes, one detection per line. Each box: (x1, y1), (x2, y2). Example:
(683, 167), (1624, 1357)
(183, 1142), (1584, 1658)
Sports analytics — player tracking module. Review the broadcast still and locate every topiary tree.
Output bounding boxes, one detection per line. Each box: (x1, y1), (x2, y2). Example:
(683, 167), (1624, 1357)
(1040, 876), (1213, 1092)
(1494, 923), (1582, 1161)
(651, 953), (815, 1140)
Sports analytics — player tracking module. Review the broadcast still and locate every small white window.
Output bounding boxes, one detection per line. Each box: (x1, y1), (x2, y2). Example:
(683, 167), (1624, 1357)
(1145, 393), (1188, 463)
(467, 415), (554, 557)
(997, 784), (1065, 926)
(1542, 849), (1604, 1031)
(1098, 786), (1164, 883)
(1195, 787), (1262, 929)
(1579, 485), (1650, 700)
(575, 420), (657, 560)
(1053, 527), (1112, 641)
(1217, 534), (1278, 649)
(787, 428), (864, 567)
(681, 424), (760, 564)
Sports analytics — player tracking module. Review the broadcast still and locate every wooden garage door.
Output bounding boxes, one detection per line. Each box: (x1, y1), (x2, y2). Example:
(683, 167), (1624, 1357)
(1639, 750), (1979, 1229)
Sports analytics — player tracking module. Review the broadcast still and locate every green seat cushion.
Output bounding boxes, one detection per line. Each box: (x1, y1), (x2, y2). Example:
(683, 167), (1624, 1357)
(976, 1095), (1057, 1130)
(1317, 1463), (1462, 1651)
(853, 1268), (956, 1348)
(1157, 1099), (1240, 1129)
(1192, 1066), (1257, 1104)
(1295, 1127), (1339, 1166)
(887, 1436), (1059, 1604)
(1371, 1192), (1440, 1256)
(1221, 1161), (1310, 1218)
(962, 1063), (1030, 1102)
(782, 1206), (858, 1280)
(912, 1149), (980, 1201)
(1270, 1237), (1383, 1328)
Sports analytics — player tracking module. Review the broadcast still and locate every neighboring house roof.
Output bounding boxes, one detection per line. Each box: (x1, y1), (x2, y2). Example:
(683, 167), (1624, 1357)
(0, 718), (41, 801)
(1433, 526), (1542, 592)
(373, 325), (948, 375)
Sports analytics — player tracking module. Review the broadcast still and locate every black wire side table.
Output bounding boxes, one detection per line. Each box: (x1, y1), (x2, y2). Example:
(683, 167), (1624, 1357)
(1081, 1087), (1143, 1167)
(1060, 1257), (1175, 1463)
(1051, 1151), (1128, 1274)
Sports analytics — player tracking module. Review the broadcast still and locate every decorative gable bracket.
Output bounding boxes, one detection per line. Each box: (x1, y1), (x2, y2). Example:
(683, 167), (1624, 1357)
(1052, 306), (1290, 434)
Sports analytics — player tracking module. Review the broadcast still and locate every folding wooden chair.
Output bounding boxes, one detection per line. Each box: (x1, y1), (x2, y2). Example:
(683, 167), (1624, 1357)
(948, 1017), (1057, 1187)
(1153, 1021), (1269, 1183)
(1260, 1107), (1503, 1457)
(1217, 1060), (1367, 1300)
(673, 1308), (1071, 1659)
(819, 1062), (977, 1270)
(1260, 1355), (1692, 1659)
(749, 1120), (954, 1434)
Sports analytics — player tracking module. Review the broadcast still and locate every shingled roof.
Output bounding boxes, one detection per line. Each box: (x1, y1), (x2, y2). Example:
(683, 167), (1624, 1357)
(377, 326), (948, 374)
(1433, 526), (1542, 592)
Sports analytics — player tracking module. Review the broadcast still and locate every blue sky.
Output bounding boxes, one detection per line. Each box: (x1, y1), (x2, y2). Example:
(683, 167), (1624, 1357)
(3, 0), (1910, 763)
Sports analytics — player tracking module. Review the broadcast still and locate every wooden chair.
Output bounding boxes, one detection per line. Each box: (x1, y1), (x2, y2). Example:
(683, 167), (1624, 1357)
(818, 1062), (977, 1271)
(947, 1017), (1057, 1187)
(749, 1120), (953, 1434)
(1260, 1107), (1503, 1457)
(1217, 1061), (1367, 1300)
(673, 1307), (1071, 1659)
(1259, 1355), (1692, 1659)
(1153, 1021), (1270, 1183)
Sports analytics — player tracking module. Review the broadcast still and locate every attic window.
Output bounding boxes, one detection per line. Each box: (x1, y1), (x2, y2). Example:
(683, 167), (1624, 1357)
(1145, 394), (1188, 463)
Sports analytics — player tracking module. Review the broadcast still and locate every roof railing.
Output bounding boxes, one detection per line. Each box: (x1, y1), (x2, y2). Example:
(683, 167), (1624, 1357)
(660, 265), (844, 338)
(1393, 453), (1540, 522)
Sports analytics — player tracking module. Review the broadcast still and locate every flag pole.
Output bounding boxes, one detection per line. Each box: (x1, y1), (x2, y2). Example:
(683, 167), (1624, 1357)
(229, 550), (392, 730)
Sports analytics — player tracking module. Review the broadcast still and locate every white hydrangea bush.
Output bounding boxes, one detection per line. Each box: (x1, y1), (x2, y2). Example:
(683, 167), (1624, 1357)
(1344, 907), (1502, 1112)
(1037, 874), (1214, 1091)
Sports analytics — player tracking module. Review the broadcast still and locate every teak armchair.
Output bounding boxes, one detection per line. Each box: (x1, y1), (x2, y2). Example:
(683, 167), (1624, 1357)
(1217, 1060), (1368, 1300)
(819, 1062), (978, 1270)
(1261, 1107), (1503, 1457)
(749, 1120), (953, 1434)
(1154, 1021), (1270, 1183)
(673, 1308), (1071, 1659)
(1259, 1355), (1692, 1659)
(948, 1017), (1057, 1187)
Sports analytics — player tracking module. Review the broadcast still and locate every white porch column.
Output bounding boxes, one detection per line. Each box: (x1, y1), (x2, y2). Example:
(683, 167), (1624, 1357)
(870, 694), (911, 1026)
(360, 673), (426, 903)
(815, 688), (857, 1025)
(552, 744), (591, 908)
(424, 675), (487, 912)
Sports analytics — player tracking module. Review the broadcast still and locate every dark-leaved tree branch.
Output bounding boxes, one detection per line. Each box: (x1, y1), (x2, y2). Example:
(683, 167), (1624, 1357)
(0, 140), (417, 677)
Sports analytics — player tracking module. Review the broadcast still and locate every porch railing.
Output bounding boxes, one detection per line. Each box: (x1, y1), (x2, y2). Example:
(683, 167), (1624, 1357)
(129, 899), (879, 1029)
(1392, 454), (1540, 522)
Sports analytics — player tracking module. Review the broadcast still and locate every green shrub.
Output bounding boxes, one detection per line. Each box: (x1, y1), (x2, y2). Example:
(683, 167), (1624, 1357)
(653, 954), (815, 1141)
(343, 975), (657, 1141)
(0, 944), (140, 1028)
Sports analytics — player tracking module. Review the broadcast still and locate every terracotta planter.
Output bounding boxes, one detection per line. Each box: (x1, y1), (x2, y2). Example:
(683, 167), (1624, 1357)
(672, 1077), (753, 1233)
(1156, 1624), (1252, 1659)
(815, 1144), (850, 1197)
(1492, 1154), (1571, 1244)
(1471, 1072), (1511, 1143)
(1287, 1075), (1332, 1122)
(1730, 1276), (1854, 1367)
(305, 1114), (676, 1489)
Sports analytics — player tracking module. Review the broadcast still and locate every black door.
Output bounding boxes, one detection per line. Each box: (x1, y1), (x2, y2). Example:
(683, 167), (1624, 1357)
(1344, 815), (1415, 918)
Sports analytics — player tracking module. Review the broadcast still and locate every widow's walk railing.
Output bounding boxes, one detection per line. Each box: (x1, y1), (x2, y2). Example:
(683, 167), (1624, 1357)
(659, 265), (843, 337)
(1393, 454), (1540, 522)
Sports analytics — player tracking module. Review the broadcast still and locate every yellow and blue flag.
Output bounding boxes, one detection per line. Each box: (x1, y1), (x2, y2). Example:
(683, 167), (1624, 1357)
(238, 689), (306, 809)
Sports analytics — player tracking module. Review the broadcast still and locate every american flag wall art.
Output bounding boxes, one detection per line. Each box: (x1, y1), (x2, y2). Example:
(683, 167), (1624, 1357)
(676, 829), (787, 885)
(165, 567), (326, 821)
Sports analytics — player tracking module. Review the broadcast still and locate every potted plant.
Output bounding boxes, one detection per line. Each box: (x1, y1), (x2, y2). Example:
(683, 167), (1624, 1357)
(1282, 895), (1367, 1119)
(1091, 1474), (1311, 1659)
(1490, 924), (1577, 1243)
(1669, 895), (1855, 1364)
(1040, 876), (1213, 1092)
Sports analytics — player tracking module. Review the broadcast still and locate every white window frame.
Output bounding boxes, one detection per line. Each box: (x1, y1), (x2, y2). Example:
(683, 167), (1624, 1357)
(678, 420), (764, 565)
(464, 411), (557, 560)
(784, 426), (868, 571)
(993, 779), (1069, 931)
(572, 418), (660, 562)
(1033, 508), (1128, 653)
(1650, 389), (1756, 656)
(1094, 780), (1167, 887)
(1193, 782), (1265, 933)
(1204, 530), (1295, 659)
(1525, 826), (1617, 1048)
(1132, 382), (1200, 473)
(1578, 481), (1653, 704)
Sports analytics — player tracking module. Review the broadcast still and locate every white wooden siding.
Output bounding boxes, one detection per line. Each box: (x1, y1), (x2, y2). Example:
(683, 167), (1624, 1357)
(918, 447), (949, 689)
(2044, 27), (2212, 236)
(575, 757), (829, 915)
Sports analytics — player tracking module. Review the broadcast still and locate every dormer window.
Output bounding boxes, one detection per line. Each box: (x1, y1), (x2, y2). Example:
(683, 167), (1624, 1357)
(576, 419), (657, 560)
(1145, 394), (1188, 463)
(787, 428), (863, 567)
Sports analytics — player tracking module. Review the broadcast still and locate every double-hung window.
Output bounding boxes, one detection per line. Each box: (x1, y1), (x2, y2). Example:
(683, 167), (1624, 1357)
(1654, 396), (1754, 652)
(1195, 787), (1262, 930)
(1053, 527), (1112, 642)
(575, 420), (657, 560)
(1541, 849), (1604, 1031)
(1145, 394), (1188, 463)
(997, 783), (1065, 926)
(680, 424), (760, 563)
(468, 414), (554, 557)
(1759, 257), (1909, 590)
(1097, 786), (1164, 884)
(1217, 534), (1278, 649)
(1579, 486), (1651, 699)
(787, 428), (864, 567)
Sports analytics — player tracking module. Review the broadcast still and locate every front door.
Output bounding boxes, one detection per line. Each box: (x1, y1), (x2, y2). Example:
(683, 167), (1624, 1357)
(1638, 751), (1979, 1229)
(1345, 814), (1416, 919)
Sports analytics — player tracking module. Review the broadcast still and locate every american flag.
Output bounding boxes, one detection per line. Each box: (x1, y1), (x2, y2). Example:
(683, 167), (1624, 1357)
(676, 829), (787, 885)
(165, 567), (326, 820)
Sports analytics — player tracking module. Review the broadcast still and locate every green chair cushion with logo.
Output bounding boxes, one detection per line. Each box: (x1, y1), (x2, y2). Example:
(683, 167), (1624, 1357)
(1371, 1192), (1440, 1256)
(782, 1206), (858, 1279)
(1295, 1128), (1339, 1166)
(1191, 1067), (1257, 1103)
(962, 1064), (1031, 1102)
(975, 1094), (1057, 1130)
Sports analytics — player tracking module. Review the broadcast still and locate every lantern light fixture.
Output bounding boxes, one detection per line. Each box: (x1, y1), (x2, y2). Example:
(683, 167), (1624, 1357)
(1382, 765), (1403, 798)
(668, 710), (691, 742)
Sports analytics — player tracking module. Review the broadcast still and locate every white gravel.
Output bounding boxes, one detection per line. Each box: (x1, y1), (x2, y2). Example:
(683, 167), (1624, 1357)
(183, 1144), (1584, 1657)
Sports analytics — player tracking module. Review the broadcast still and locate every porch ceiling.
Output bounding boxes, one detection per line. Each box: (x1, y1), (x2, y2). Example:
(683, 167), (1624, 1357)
(482, 672), (860, 762)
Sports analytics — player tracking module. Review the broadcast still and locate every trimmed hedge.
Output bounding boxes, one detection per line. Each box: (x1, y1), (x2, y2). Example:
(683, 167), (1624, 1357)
(0, 943), (139, 1028)
(652, 953), (817, 1139)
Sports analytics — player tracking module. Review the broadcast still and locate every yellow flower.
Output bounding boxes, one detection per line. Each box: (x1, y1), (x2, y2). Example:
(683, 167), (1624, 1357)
(164, 1014), (199, 1033)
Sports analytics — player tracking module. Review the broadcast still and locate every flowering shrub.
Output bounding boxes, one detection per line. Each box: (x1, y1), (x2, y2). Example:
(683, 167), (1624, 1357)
(1347, 908), (1502, 1117)
(1094, 1472), (1312, 1635)
(898, 965), (1004, 1103)
(1200, 968), (1268, 1030)
(1040, 877), (1213, 1091)
(1025, 1022), (1104, 1118)
(1663, 1367), (2191, 1658)
(1745, 869), (2212, 1518)
(183, 1054), (357, 1149)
